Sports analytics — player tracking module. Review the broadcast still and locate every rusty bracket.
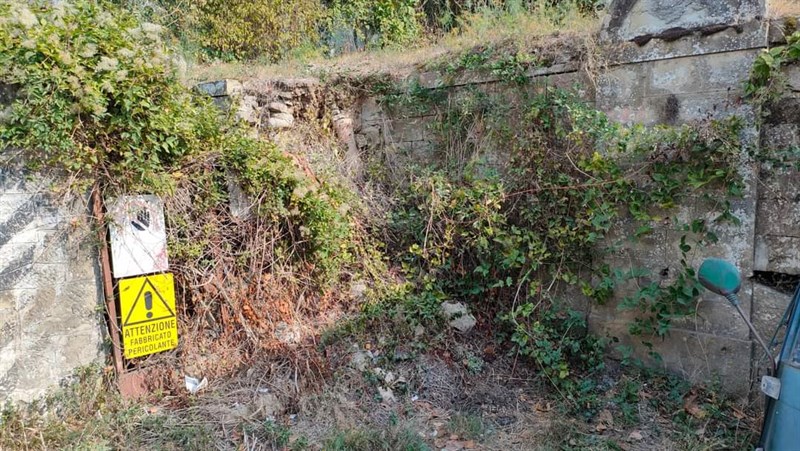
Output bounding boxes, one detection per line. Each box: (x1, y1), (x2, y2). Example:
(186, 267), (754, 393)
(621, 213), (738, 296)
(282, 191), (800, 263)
(91, 183), (125, 377)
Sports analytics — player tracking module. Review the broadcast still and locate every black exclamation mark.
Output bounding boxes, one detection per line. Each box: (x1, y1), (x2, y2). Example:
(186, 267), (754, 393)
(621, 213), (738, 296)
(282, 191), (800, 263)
(144, 291), (153, 319)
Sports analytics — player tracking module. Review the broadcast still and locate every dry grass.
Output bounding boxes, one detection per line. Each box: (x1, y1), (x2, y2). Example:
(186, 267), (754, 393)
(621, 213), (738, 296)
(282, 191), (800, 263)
(768, 0), (800, 19)
(0, 328), (760, 450)
(186, 8), (599, 84)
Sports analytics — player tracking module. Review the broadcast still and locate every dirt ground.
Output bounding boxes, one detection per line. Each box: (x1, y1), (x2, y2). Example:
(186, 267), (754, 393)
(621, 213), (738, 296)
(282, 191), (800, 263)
(137, 326), (759, 451)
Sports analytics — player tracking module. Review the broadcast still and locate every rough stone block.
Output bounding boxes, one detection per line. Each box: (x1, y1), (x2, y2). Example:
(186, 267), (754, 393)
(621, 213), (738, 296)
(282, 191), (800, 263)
(596, 67), (652, 122)
(404, 140), (435, 162)
(757, 165), (800, 200)
(211, 96), (232, 112)
(589, 257), (752, 340)
(623, 84), (750, 125)
(602, 0), (764, 43)
(599, 50), (758, 126)
(654, 50), (757, 92)
(756, 196), (800, 238)
(0, 173), (102, 403)
(386, 118), (428, 144)
(764, 95), (800, 128)
(667, 281), (752, 339)
(356, 125), (382, 151)
(360, 98), (385, 126)
(267, 101), (291, 114)
(604, 19), (766, 68)
(755, 235), (800, 275)
(237, 95), (260, 126)
(266, 113), (294, 129)
(593, 179), (757, 340)
(668, 189), (758, 272)
(752, 283), (792, 346)
(195, 79), (243, 98)
(650, 58), (695, 91)
(762, 123), (800, 150)
(786, 64), (800, 92)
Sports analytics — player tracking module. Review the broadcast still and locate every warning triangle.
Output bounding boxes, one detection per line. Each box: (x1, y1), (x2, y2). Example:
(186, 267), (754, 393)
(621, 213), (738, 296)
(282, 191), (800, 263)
(123, 278), (176, 326)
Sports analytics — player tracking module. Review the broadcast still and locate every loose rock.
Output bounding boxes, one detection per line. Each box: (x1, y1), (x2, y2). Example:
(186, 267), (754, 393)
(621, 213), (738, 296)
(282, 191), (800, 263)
(440, 301), (477, 333)
(268, 101), (292, 114)
(274, 322), (301, 344)
(267, 112), (294, 129)
(378, 386), (396, 403)
(350, 350), (370, 371)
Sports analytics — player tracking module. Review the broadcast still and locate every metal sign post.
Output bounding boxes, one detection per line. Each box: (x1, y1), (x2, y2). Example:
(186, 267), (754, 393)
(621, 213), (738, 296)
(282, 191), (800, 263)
(93, 190), (179, 398)
(91, 184), (125, 377)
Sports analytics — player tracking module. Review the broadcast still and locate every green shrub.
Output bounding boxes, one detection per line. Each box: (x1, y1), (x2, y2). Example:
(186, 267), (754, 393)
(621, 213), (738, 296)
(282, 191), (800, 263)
(0, 0), (218, 190)
(110, 0), (603, 61)
(195, 0), (324, 61)
(328, 0), (422, 48)
(0, 0), (356, 280)
(381, 86), (745, 390)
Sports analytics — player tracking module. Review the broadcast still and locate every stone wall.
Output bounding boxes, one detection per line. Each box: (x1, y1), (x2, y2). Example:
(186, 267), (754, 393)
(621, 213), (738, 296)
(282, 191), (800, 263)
(4, 0), (797, 407)
(210, 0), (798, 396)
(0, 164), (104, 403)
(201, 0), (800, 396)
(756, 65), (800, 276)
(196, 78), (323, 132)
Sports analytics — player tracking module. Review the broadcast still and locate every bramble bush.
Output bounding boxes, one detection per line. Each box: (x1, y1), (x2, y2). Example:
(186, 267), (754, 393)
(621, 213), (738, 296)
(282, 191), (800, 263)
(0, 0), (357, 281)
(377, 84), (745, 391)
(327, 0), (422, 48)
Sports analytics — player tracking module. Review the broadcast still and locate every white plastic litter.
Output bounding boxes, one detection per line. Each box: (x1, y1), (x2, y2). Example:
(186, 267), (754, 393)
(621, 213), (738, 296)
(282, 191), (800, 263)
(184, 375), (208, 394)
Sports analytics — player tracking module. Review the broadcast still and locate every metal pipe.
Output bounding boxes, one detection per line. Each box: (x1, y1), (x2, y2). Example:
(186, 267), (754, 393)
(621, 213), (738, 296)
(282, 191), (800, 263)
(727, 293), (776, 374)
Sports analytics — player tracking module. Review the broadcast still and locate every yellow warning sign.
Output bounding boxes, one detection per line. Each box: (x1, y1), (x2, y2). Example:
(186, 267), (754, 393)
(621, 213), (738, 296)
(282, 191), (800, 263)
(119, 273), (178, 359)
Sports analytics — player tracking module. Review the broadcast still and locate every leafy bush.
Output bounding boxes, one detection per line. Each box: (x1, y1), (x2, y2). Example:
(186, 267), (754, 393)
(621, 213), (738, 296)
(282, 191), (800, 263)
(195, 0), (324, 61)
(327, 0), (422, 48)
(380, 85), (745, 389)
(0, 0), (356, 281)
(747, 31), (800, 97)
(109, 0), (603, 61)
(0, 0), (217, 190)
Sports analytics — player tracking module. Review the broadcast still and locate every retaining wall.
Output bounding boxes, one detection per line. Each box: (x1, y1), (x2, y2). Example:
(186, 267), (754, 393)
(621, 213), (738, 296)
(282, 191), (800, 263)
(0, 164), (103, 403)
(202, 0), (800, 396)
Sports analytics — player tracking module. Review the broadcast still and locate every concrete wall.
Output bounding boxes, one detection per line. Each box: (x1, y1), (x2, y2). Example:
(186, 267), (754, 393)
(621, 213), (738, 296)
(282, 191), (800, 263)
(0, 164), (103, 403)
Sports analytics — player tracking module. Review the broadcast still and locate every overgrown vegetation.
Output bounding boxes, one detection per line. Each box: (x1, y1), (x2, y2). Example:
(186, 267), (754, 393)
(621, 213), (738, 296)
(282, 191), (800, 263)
(747, 30), (800, 99)
(0, 0), (766, 449)
(0, 0), (374, 397)
(112, 0), (604, 63)
(745, 30), (800, 173)
(0, 0), (361, 282)
(371, 84), (745, 391)
(194, 0), (324, 61)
